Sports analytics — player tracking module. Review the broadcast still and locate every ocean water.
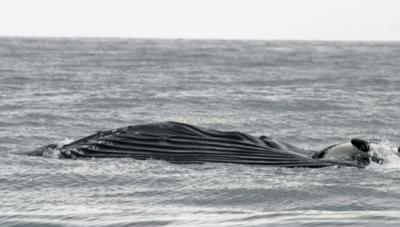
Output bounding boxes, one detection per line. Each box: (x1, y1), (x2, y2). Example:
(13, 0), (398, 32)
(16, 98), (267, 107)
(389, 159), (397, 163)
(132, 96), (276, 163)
(1, 38), (400, 226)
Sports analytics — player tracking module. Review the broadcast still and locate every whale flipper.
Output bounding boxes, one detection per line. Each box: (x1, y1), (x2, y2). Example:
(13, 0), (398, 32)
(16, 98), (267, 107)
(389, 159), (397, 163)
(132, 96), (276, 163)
(350, 138), (370, 152)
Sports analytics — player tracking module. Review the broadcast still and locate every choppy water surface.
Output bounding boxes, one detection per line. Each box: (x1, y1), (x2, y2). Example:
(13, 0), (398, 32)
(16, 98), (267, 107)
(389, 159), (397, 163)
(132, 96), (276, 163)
(1, 38), (400, 226)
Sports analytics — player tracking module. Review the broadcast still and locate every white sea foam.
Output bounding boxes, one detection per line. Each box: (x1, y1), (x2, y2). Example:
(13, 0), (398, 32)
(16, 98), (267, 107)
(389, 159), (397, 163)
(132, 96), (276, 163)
(41, 138), (74, 159)
(58, 138), (74, 147)
(367, 141), (400, 169)
(41, 147), (61, 159)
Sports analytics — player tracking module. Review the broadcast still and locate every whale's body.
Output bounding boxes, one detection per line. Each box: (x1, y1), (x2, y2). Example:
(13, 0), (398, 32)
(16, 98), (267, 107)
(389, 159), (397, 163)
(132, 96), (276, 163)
(29, 122), (369, 168)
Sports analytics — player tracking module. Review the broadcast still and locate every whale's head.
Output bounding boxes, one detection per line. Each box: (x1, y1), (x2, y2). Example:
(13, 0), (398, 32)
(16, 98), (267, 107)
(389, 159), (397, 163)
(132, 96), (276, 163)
(25, 143), (58, 156)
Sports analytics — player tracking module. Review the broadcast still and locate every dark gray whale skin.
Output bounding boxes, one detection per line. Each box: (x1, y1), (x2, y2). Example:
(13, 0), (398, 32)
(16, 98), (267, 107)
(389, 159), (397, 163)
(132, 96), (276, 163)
(29, 122), (363, 168)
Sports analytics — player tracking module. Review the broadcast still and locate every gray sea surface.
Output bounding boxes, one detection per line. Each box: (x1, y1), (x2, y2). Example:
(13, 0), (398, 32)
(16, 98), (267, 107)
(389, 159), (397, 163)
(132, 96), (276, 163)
(1, 38), (400, 226)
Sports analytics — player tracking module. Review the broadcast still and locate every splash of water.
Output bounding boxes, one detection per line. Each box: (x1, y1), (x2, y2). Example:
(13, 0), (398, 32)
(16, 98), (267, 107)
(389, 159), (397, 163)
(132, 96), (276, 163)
(41, 138), (74, 159)
(367, 141), (400, 169)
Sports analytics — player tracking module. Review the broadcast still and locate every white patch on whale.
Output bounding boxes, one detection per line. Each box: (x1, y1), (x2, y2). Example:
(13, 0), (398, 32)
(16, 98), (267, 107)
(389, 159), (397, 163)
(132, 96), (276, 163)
(322, 142), (366, 161)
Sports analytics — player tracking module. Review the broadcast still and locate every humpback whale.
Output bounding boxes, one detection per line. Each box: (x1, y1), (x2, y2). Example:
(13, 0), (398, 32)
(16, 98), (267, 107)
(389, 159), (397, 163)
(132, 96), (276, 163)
(28, 122), (376, 168)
